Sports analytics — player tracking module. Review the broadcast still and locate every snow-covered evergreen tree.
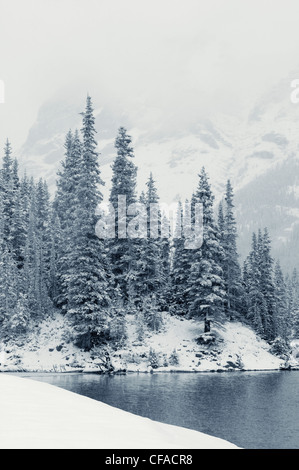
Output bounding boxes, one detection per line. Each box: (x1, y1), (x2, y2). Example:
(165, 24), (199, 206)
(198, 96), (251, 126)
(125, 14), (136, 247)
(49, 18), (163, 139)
(171, 200), (191, 315)
(109, 127), (138, 300)
(243, 232), (266, 336)
(273, 261), (290, 342)
(258, 228), (275, 339)
(66, 96), (110, 350)
(0, 248), (19, 339)
(187, 167), (226, 331)
(1, 140), (15, 249)
(243, 228), (278, 341)
(55, 129), (83, 310)
(23, 194), (52, 322)
(288, 268), (299, 338)
(221, 180), (243, 320)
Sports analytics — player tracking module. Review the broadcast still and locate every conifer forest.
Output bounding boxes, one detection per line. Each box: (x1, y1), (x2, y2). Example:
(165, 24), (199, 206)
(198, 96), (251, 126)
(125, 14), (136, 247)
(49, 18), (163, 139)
(0, 95), (298, 360)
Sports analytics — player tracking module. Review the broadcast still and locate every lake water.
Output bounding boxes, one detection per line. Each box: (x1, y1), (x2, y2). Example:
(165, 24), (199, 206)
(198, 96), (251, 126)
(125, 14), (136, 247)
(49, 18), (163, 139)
(17, 370), (299, 449)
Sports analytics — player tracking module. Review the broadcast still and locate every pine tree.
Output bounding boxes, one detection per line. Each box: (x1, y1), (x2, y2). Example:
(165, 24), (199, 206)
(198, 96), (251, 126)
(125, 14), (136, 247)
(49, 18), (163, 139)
(169, 348), (179, 366)
(35, 179), (52, 291)
(273, 261), (290, 341)
(0, 248), (19, 338)
(244, 232), (266, 335)
(5, 158), (28, 269)
(221, 180), (243, 320)
(160, 212), (171, 310)
(107, 289), (127, 345)
(142, 174), (163, 294)
(1, 140), (15, 249)
(131, 190), (148, 305)
(7, 292), (30, 337)
(23, 194), (52, 322)
(171, 200), (191, 315)
(55, 129), (83, 310)
(48, 209), (61, 303)
(66, 96), (110, 350)
(254, 228), (276, 339)
(10, 184), (27, 269)
(217, 200), (225, 238)
(244, 229), (277, 341)
(187, 167), (225, 331)
(289, 269), (299, 338)
(148, 347), (159, 368)
(54, 130), (74, 230)
(142, 294), (163, 332)
(109, 127), (138, 300)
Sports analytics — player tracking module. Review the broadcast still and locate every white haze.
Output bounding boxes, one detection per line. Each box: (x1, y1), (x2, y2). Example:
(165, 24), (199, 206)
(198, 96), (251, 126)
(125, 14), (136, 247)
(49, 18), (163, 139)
(1, 0), (299, 149)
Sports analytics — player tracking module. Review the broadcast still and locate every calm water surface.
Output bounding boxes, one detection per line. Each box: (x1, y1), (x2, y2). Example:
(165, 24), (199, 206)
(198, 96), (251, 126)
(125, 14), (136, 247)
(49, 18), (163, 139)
(16, 371), (299, 449)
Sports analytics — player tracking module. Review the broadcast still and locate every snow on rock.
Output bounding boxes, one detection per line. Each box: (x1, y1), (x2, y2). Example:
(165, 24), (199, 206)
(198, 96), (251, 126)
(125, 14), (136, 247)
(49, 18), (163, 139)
(0, 374), (239, 449)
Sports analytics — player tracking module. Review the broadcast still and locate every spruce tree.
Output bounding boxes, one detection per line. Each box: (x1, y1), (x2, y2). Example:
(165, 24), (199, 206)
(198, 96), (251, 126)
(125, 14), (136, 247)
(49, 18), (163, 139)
(55, 129), (82, 310)
(289, 269), (299, 338)
(273, 261), (289, 341)
(187, 167), (225, 331)
(221, 180), (243, 320)
(66, 96), (110, 350)
(1, 140), (15, 249)
(259, 228), (275, 339)
(244, 229), (277, 341)
(244, 232), (266, 336)
(109, 126), (138, 300)
(142, 174), (163, 295)
(171, 200), (191, 315)
(0, 248), (19, 339)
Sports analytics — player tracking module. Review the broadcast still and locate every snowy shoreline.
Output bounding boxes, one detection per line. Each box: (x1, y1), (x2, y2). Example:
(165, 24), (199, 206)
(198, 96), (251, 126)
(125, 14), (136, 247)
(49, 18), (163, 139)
(1, 313), (298, 375)
(0, 366), (295, 374)
(0, 374), (240, 449)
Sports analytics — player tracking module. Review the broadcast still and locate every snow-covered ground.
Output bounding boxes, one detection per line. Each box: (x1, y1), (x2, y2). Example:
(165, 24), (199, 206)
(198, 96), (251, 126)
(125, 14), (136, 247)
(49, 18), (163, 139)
(0, 312), (289, 373)
(112, 314), (285, 372)
(0, 374), (239, 449)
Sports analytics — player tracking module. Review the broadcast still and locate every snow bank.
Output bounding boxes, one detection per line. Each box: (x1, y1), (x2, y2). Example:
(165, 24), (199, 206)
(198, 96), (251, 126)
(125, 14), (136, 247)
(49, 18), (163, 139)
(0, 374), (239, 449)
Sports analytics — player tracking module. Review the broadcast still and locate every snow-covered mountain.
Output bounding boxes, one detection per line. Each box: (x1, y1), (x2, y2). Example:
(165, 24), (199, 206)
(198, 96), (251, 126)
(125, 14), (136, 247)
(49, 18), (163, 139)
(17, 72), (299, 272)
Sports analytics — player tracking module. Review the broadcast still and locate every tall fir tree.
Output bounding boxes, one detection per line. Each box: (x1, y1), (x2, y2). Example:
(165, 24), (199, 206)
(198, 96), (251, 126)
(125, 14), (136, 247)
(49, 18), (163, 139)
(66, 96), (110, 350)
(243, 232), (266, 335)
(187, 167), (226, 331)
(55, 129), (83, 310)
(109, 127), (138, 300)
(260, 228), (276, 339)
(243, 229), (277, 341)
(221, 180), (243, 319)
(273, 261), (290, 341)
(289, 269), (299, 338)
(171, 200), (192, 315)
(1, 140), (15, 249)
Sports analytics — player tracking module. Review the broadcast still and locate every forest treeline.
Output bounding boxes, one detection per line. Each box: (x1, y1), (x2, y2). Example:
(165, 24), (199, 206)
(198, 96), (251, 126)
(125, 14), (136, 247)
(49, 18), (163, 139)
(0, 96), (298, 355)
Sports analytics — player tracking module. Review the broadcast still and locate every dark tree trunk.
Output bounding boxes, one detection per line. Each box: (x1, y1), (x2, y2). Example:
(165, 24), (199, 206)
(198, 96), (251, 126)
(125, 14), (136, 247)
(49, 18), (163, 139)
(204, 319), (211, 333)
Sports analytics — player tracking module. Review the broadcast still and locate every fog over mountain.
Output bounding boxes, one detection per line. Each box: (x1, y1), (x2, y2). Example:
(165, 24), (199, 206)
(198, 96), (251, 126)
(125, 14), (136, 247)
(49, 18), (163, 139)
(15, 69), (299, 273)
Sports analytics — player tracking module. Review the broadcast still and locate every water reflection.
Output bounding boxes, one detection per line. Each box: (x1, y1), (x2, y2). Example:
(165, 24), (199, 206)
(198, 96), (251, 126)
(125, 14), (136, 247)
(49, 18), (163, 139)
(16, 370), (299, 449)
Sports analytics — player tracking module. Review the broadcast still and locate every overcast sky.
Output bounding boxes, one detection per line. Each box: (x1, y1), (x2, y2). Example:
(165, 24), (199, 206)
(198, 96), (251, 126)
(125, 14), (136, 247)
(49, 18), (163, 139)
(1, 0), (299, 149)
